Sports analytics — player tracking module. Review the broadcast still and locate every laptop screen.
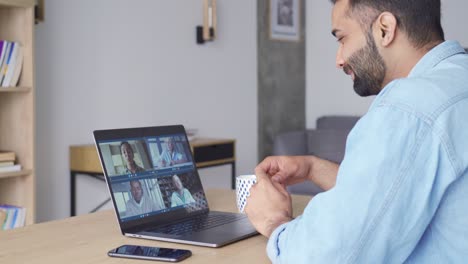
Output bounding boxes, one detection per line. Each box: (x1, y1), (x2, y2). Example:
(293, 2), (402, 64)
(94, 126), (208, 227)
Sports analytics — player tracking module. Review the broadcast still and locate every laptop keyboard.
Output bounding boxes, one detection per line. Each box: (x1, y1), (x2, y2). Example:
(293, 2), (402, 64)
(151, 213), (246, 236)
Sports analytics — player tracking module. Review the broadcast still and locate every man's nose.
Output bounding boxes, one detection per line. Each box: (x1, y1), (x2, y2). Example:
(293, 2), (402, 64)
(336, 45), (345, 69)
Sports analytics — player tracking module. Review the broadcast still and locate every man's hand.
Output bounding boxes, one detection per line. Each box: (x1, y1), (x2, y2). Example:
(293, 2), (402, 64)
(244, 168), (293, 237)
(256, 156), (313, 186)
(257, 155), (339, 191)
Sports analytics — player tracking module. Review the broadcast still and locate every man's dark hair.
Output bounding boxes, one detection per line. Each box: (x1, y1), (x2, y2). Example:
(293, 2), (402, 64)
(120, 141), (133, 153)
(331, 0), (444, 48)
(129, 180), (142, 188)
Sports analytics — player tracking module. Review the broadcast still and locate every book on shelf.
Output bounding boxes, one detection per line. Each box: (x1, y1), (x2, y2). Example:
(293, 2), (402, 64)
(0, 151), (15, 162)
(0, 41), (7, 77)
(0, 205), (26, 230)
(0, 41), (24, 87)
(0, 41), (12, 85)
(8, 43), (24, 87)
(0, 164), (21, 173)
(1, 41), (17, 87)
(0, 152), (20, 173)
(0, 210), (5, 227)
(0, 161), (14, 167)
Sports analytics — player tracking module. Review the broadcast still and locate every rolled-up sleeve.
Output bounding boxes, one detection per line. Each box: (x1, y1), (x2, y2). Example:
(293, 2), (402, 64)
(267, 222), (288, 261)
(266, 103), (456, 263)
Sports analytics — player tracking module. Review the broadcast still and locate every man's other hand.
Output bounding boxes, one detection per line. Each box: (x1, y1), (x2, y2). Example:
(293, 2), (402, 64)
(245, 168), (293, 237)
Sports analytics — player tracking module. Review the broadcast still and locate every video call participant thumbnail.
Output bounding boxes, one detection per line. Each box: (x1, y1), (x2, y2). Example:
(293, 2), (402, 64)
(120, 141), (145, 174)
(159, 137), (188, 167)
(171, 174), (195, 207)
(125, 180), (162, 217)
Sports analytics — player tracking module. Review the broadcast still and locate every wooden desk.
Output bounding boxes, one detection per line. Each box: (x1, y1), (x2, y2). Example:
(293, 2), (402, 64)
(0, 189), (311, 264)
(70, 138), (236, 216)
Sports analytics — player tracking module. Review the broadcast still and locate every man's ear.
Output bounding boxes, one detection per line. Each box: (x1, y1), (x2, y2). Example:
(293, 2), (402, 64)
(374, 12), (397, 47)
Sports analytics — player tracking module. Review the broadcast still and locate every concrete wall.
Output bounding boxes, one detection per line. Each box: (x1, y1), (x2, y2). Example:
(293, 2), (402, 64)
(35, 0), (257, 221)
(306, 0), (468, 128)
(258, 0), (306, 160)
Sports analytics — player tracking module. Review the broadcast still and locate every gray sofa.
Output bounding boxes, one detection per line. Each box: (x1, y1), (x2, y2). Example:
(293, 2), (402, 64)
(272, 115), (360, 195)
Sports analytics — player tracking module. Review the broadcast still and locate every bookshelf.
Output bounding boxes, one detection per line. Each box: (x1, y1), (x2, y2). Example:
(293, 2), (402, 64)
(0, 86), (31, 92)
(0, 0), (35, 225)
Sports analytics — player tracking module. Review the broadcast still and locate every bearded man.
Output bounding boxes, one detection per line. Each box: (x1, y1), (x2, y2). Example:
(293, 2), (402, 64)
(246, 0), (468, 262)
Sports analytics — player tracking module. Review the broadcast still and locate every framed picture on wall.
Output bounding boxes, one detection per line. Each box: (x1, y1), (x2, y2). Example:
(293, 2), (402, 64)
(270, 0), (300, 41)
(35, 0), (45, 23)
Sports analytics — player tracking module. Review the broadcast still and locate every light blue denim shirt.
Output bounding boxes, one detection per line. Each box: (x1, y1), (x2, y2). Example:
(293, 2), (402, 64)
(267, 41), (468, 263)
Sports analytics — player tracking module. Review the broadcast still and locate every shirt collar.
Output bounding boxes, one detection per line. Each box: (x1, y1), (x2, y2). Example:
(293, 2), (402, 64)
(134, 196), (145, 208)
(409, 40), (466, 77)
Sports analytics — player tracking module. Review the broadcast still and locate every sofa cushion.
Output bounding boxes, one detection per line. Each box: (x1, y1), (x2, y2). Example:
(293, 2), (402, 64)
(272, 130), (307, 156)
(316, 115), (360, 130)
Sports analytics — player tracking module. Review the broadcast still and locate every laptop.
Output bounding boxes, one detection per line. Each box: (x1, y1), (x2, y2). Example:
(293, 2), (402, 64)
(93, 125), (258, 247)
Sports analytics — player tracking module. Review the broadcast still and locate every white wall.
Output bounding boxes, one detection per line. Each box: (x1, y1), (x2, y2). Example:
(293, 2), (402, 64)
(440, 0), (468, 44)
(306, 0), (468, 128)
(35, 0), (257, 222)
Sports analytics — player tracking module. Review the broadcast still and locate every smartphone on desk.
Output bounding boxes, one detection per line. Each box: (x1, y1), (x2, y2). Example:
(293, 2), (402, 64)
(108, 244), (192, 262)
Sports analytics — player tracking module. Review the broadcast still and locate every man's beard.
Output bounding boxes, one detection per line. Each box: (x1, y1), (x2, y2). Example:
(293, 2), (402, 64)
(343, 31), (386, 97)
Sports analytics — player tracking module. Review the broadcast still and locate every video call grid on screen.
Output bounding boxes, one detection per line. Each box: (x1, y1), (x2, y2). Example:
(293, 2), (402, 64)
(97, 134), (206, 222)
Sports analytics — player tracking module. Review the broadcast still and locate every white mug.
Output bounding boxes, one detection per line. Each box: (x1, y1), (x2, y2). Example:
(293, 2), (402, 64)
(235, 174), (257, 213)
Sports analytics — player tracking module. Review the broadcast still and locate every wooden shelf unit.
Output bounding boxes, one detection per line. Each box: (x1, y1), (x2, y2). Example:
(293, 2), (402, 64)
(0, 86), (32, 92)
(0, 169), (32, 180)
(0, 0), (36, 226)
(0, 0), (33, 8)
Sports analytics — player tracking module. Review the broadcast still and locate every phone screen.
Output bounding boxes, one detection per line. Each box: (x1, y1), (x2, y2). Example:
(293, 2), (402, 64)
(109, 245), (191, 262)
